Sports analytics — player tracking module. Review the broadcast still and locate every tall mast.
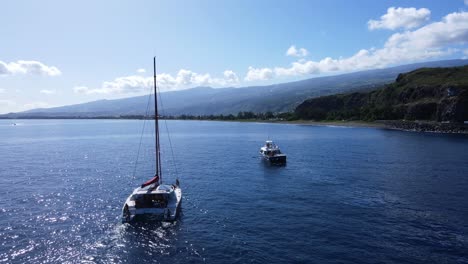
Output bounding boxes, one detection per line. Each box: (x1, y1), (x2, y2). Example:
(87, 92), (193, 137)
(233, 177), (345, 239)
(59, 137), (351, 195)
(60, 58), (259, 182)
(153, 57), (162, 183)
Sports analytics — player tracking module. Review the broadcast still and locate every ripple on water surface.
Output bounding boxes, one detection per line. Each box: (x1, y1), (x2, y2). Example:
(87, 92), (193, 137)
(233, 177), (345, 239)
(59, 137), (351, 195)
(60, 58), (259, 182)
(1, 120), (468, 263)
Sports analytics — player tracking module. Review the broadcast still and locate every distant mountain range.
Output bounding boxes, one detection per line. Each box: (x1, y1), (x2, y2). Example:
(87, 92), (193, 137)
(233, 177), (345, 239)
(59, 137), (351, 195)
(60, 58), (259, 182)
(2, 59), (468, 118)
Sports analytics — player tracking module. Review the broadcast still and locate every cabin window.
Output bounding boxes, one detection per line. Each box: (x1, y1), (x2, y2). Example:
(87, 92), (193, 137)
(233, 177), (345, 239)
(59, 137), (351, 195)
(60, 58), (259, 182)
(151, 195), (167, 208)
(134, 193), (168, 208)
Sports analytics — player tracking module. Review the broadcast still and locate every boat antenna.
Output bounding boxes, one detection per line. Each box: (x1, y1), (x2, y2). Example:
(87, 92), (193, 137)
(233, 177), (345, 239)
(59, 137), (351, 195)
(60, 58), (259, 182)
(154, 57), (162, 184)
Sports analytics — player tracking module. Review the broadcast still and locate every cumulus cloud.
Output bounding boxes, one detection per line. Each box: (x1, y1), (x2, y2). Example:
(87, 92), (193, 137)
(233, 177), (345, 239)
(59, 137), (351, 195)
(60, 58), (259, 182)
(73, 86), (90, 94)
(73, 76), (151, 95)
(244, 67), (274, 81)
(74, 69), (240, 95)
(463, 48), (468, 59)
(40, 89), (56, 95)
(223, 70), (239, 83)
(137, 68), (146, 74)
(23, 101), (50, 109)
(157, 69), (240, 89)
(0, 60), (61, 76)
(368, 7), (431, 30)
(0, 99), (16, 107)
(72, 10), (467, 91)
(286, 45), (309, 57)
(246, 11), (468, 80)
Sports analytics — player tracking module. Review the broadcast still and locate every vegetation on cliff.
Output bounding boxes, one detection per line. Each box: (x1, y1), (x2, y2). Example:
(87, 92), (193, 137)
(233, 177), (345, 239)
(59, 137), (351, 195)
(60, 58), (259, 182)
(295, 66), (468, 123)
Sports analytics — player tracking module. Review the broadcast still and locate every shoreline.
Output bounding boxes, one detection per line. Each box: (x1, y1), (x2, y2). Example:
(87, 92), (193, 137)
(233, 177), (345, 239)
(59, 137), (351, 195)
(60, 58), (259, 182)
(2, 118), (467, 134)
(224, 119), (468, 134)
(271, 120), (386, 128)
(274, 120), (468, 134)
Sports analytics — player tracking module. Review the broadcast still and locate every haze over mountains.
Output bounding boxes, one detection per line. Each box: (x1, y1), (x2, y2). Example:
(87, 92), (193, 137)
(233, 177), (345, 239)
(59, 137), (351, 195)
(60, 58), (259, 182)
(3, 59), (468, 118)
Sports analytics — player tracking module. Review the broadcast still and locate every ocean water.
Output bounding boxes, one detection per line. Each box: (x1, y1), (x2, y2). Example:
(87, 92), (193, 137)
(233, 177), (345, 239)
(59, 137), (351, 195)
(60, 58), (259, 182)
(1, 119), (468, 263)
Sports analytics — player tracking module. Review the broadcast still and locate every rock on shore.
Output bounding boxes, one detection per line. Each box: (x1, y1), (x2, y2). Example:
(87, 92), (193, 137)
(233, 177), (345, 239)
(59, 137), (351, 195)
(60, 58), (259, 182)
(381, 120), (468, 134)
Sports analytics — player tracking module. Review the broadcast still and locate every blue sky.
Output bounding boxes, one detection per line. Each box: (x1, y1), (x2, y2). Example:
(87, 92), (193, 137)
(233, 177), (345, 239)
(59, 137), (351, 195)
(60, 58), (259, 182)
(1, 0), (468, 113)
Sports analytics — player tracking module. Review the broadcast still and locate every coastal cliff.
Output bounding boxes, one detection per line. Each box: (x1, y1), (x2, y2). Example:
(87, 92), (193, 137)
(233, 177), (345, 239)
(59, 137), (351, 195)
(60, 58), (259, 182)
(295, 66), (468, 128)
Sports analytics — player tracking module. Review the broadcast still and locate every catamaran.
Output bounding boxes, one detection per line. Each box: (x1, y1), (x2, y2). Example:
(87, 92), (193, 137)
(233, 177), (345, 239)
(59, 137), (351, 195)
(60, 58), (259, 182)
(259, 140), (287, 164)
(122, 57), (182, 223)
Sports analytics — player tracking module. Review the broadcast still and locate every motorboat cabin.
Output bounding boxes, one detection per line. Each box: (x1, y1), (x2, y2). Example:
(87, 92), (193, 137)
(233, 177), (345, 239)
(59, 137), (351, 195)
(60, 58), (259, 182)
(259, 140), (287, 164)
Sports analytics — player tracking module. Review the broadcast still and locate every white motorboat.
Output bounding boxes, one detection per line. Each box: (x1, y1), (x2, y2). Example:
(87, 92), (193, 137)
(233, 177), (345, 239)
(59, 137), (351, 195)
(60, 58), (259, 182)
(259, 140), (287, 164)
(122, 57), (182, 223)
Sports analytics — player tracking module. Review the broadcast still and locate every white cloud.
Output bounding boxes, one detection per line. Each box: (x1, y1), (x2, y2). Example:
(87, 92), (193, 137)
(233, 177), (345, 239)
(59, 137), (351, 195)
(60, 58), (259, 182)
(40, 89), (56, 95)
(248, 11), (468, 80)
(74, 69), (240, 95)
(73, 86), (91, 94)
(463, 48), (468, 59)
(23, 101), (50, 109)
(0, 60), (61, 76)
(244, 66), (274, 81)
(156, 69), (240, 89)
(137, 68), (146, 74)
(0, 88), (4, 93)
(102, 75), (153, 94)
(72, 10), (468, 91)
(368, 7), (431, 30)
(0, 99), (16, 107)
(223, 70), (239, 84)
(286, 45), (309, 57)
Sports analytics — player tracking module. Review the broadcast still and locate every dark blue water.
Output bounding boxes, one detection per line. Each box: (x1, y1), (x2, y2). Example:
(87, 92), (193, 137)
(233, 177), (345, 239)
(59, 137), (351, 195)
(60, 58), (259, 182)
(1, 120), (468, 263)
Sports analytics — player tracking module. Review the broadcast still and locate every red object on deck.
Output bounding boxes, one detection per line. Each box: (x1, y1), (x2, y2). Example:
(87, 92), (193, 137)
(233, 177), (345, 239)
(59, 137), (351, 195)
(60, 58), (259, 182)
(141, 175), (159, 188)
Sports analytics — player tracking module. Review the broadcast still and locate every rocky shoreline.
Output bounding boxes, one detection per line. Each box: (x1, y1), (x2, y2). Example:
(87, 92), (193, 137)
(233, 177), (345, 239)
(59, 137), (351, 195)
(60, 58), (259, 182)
(277, 119), (468, 134)
(380, 120), (468, 134)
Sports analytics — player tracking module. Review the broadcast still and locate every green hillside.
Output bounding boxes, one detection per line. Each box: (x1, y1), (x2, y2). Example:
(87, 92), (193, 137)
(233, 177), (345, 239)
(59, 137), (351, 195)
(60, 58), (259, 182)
(295, 66), (468, 123)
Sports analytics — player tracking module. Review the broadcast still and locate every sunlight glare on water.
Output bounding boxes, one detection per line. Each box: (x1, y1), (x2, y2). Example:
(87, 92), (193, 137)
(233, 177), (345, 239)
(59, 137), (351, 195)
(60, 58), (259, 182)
(1, 119), (468, 263)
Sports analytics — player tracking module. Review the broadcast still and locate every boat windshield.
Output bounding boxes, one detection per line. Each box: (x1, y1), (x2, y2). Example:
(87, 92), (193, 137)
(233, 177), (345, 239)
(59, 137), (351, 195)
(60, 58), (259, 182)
(266, 150), (281, 156)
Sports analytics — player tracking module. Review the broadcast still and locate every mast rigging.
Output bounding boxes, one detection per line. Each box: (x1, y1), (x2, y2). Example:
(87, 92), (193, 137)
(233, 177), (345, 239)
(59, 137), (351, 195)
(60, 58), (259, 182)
(153, 57), (162, 184)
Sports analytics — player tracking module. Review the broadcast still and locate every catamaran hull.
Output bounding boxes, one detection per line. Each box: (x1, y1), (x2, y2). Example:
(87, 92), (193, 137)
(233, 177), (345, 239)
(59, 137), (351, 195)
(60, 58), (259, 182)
(122, 188), (182, 223)
(126, 207), (179, 221)
(123, 203), (181, 222)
